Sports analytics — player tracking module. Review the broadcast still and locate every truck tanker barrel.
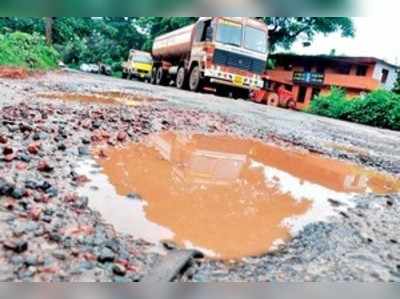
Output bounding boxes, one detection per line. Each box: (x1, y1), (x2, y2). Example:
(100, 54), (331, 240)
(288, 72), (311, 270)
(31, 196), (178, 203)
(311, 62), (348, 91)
(152, 25), (195, 60)
(150, 17), (268, 98)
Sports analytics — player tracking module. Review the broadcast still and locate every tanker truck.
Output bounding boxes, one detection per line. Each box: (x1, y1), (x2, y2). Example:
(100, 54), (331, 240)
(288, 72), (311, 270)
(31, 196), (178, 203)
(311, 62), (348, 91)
(151, 17), (268, 99)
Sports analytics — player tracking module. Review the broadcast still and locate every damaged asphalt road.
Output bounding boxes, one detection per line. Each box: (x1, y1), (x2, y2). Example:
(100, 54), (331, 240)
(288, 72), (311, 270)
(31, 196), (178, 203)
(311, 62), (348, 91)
(0, 70), (400, 282)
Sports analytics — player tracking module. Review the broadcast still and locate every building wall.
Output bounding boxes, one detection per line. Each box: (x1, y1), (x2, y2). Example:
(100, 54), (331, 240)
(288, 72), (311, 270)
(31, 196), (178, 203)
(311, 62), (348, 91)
(372, 62), (397, 90)
(269, 58), (395, 109)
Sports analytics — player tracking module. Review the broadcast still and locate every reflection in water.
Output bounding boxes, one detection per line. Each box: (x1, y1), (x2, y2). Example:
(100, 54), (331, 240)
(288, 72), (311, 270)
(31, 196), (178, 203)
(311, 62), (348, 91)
(77, 132), (400, 260)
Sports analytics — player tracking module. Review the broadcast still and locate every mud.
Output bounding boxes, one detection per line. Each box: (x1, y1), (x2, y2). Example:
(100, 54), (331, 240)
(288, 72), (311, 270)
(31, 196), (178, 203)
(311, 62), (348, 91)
(37, 91), (165, 106)
(1, 70), (400, 281)
(0, 67), (29, 79)
(77, 132), (400, 260)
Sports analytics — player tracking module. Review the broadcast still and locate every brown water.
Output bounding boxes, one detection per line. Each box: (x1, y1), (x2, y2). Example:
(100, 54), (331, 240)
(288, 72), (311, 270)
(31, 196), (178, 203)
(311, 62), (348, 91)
(77, 132), (400, 260)
(37, 91), (164, 106)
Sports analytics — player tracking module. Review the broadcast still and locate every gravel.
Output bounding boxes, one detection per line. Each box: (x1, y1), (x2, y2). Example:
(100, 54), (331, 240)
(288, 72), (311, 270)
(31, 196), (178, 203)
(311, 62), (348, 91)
(0, 70), (399, 282)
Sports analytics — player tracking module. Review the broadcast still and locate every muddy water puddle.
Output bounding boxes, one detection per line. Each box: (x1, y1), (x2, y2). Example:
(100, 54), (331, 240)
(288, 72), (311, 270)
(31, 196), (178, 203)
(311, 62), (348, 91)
(77, 132), (400, 260)
(37, 91), (165, 106)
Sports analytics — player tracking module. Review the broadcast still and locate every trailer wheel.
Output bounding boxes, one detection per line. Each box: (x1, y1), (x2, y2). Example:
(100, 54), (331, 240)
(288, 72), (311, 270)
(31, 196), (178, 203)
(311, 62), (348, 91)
(287, 99), (296, 110)
(150, 67), (157, 84)
(176, 67), (188, 89)
(233, 89), (250, 100)
(267, 93), (279, 107)
(155, 67), (167, 85)
(189, 65), (202, 92)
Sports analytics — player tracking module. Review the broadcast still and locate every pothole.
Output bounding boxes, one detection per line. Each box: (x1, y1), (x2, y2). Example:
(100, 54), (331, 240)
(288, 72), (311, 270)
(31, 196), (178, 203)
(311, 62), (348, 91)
(36, 91), (165, 106)
(76, 132), (400, 260)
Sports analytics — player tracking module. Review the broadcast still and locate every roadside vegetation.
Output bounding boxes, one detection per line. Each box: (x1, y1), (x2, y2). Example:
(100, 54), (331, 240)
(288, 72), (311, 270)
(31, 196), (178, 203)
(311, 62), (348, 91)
(308, 87), (400, 131)
(0, 31), (59, 70)
(0, 17), (354, 74)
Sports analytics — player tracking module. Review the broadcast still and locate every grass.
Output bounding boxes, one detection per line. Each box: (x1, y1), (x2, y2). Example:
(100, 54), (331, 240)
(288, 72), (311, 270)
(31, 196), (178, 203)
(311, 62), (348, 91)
(0, 31), (60, 70)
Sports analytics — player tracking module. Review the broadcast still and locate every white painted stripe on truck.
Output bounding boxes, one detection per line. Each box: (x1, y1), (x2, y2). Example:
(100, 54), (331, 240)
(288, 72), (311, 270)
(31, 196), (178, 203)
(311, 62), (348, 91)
(204, 67), (264, 88)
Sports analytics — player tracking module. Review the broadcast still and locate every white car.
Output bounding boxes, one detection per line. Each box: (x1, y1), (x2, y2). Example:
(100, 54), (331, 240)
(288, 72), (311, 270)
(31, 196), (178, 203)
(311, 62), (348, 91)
(80, 64), (99, 73)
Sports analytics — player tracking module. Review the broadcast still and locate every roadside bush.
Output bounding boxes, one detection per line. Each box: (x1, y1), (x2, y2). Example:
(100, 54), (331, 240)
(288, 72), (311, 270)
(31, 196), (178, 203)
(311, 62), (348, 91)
(308, 88), (400, 131)
(0, 31), (59, 70)
(342, 90), (399, 128)
(307, 87), (348, 118)
(386, 101), (400, 130)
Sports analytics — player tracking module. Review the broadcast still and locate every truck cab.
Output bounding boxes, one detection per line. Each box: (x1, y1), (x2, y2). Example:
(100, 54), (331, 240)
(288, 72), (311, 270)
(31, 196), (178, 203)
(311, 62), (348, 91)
(122, 49), (153, 81)
(197, 17), (268, 97)
(151, 17), (268, 99)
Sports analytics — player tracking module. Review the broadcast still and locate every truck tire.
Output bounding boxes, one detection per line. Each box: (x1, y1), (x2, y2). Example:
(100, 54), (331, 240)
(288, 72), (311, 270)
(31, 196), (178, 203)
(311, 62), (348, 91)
(267, 93), (279, 107)
(176, 67), (188, 89)
(156, 67), (167, 86)
(233, 89), (250, 100)
(216, 86), (229, 97)
(150, 67), (157, 84)
(189, 65), (202, 92)
(287, 99), (296, 110)
(122, 72), (128, 79)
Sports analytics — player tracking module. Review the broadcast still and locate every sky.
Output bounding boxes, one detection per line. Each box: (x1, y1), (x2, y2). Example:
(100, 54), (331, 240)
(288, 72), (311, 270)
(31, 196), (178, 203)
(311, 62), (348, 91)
(289, 17), (400, 65)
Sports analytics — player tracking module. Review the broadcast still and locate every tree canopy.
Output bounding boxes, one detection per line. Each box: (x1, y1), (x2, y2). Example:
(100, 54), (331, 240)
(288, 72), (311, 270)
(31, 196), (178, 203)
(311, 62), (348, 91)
(262, 17), (354, 50)
(0, 17), (355, 72)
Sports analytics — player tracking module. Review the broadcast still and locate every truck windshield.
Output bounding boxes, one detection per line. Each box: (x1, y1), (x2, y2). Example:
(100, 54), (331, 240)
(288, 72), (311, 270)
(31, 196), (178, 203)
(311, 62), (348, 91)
(132, 54), (152, 63)
(244, 26), (267, 53)
(216, 21), (242, 47)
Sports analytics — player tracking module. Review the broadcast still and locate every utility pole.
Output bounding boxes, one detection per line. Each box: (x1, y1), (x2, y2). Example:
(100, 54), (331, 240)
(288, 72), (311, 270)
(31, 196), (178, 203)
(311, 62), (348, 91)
(45, 17), (54, 45)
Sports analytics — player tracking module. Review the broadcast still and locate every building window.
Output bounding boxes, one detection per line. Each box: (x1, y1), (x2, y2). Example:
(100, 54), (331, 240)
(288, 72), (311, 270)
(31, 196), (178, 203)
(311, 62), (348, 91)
(303, 65), (312, 72)
(297, 86), (307, 103)
(284, 64), (293, 71)
(337, 64), (351, 75)
(311, 88), (321, 100)
(381, 69), (389, 83)
(285, 84), (293, 91)
(316, 65), (325, 74)
(356, 65), (368, 76)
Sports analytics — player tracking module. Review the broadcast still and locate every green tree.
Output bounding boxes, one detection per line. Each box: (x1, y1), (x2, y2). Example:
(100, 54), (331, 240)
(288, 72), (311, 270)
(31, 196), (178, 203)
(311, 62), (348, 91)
(0, 17), (45, 34)
(392, 70), (400, 94)
(262, 17), (354, 50)
(0, 17), (355, 73)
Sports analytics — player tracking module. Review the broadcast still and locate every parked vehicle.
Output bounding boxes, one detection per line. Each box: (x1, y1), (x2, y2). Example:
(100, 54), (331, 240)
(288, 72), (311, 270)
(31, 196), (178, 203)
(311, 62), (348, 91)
(251, 79), (296, 109)
(80, 63), (111, 76)
(150, 17), (268, 99)
(122, 49), (153, 81)
(98, 63), (112, 76)
(80, 63), (99, 73)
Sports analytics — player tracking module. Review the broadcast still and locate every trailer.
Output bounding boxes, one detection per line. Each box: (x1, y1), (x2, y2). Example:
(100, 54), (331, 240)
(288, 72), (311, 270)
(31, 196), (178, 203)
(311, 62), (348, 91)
(151, 17), (268, 99)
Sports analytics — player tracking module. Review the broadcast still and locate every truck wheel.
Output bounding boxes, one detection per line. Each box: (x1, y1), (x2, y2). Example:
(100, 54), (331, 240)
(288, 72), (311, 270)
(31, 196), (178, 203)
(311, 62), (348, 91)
(216, 86), (229, 97)
(150, 67), (157, 84)
(287, 99), (296, 110)
(267, 93), (279, 107)
(233, 89), (250, 100)
(156, 67), (167, 85)
(122, 72), (128, 79)
(189, 66), (202, 92)
(176, 67), (188, 89)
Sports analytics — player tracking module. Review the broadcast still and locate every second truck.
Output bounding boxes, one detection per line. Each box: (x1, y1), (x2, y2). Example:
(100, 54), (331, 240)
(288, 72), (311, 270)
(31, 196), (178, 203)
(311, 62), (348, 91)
(151, 17), (268, 99)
